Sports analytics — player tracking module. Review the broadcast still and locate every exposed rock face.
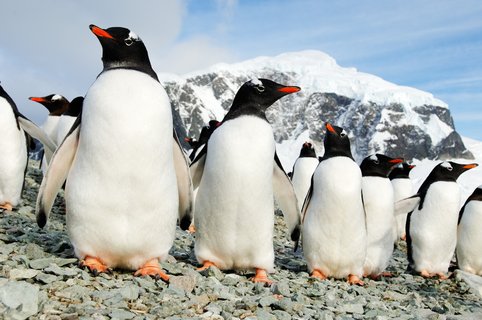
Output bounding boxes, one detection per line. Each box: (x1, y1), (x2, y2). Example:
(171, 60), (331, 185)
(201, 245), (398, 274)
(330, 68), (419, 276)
(160, 50), (472, 165)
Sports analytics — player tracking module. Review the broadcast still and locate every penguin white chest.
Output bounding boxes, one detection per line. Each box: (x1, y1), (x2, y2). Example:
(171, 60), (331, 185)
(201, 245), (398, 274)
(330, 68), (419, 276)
(362, 176), (396, 276)
(0, 99), (27, 207)
(291, 157), (319, 212)
(410, 182), (460, 273)
(65, 70), (178, 269)
(302, 157), (366, 278)
(194, 116), (276, 271)
(457, 201), (482, 275)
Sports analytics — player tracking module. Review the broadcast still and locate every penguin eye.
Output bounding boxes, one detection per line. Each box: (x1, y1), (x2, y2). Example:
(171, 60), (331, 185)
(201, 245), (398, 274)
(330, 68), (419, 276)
(124, 38), (134, 46)
(373, 159), (380, 164)
(340, 132), (347, 138)
(256, 85), (265, 93)
(447, 166), (453, 171)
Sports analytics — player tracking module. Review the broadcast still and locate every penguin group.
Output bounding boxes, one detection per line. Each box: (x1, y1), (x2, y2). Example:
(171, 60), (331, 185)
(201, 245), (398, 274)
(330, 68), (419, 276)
(1, 24), (481, 287)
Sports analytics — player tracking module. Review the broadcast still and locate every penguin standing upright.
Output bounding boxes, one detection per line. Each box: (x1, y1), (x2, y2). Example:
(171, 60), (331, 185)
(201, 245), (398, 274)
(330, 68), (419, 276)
(291, 142), (319, 213)
(56, 96), (83, 144)
(457, 186), (482, 275)
(191, 78), (301, 284)
(0, 84), (56, 211)
(389, 162), (415, 240)
(401, 161), (478, 278)
(36, 25), (193, 280)
(302, 123), (366, 285)
(361, 154), (403, 279)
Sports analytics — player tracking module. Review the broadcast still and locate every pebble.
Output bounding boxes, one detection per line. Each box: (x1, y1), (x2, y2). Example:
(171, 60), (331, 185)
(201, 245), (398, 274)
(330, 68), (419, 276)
(0, 161), (481, 319)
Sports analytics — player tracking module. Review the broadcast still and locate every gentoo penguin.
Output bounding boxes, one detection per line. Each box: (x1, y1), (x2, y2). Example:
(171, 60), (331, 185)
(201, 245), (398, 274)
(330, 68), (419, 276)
(29, 94), (68, 173)
(190, 78), (301, 284)
(36, 25), (193, 280)
(290, 142), (319, 213)
(0, 83), (56, 211)
(389, 162), (415, 240)
(302, 123), (366, 285)
(56, 96), (83, 144)
(401, 161), (478, 278)
(456, 186), (482, 275)
(360, 154), (403, 279)
(187, 120), (220, 162)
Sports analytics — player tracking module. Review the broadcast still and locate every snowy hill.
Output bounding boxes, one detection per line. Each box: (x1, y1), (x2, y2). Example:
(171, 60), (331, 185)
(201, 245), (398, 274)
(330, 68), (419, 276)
(160, 50), (472, 169)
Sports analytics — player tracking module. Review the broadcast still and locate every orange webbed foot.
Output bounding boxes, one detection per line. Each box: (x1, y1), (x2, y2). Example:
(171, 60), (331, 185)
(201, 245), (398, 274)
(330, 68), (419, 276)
(197, 261), (217, 271)
(80, 256), (110, 275)
(311, 269), (327, 280)
(134, 259), (169, 282)
(0, 202), (13, 211)
(348, 274), (364, 286)
(188, 224), (196, 234)
(420, 269), (432, 278)
(401, 234), (406, 241)
(436, 272), (449, 280)
(252, 268), (273, 286)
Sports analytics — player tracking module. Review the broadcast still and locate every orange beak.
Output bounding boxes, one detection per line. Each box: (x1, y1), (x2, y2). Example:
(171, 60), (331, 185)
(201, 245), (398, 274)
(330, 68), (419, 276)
(278, 86), (301, 93)
(89, 24), (114, 39)
(29, 97), (47, 103)
(463, 163), (479, 170)
(326, 123), (336, 133)
(389, 158), (404, 164)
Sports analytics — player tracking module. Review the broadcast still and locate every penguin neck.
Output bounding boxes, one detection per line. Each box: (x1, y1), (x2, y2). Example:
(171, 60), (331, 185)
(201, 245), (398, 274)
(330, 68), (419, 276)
(321, 149), (354, 161)
(299, 148), (316, 158)
(100, 62), (159, 82)
(222, 103), (268, 122)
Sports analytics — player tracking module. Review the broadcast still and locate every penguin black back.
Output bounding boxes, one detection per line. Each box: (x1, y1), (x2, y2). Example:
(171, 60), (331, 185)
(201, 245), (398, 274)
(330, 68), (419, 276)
(63, 97), (84, 117)
(321, 123), (353, 160)
(458, 186), (482, 224)
(89, 25), (158, 80)
(222, 79), (300, 122)
(360, 154), (403, 178)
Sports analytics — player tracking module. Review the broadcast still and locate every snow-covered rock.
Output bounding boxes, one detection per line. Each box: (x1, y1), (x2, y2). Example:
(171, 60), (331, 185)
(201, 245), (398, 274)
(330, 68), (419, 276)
(161, 50), (472, 169)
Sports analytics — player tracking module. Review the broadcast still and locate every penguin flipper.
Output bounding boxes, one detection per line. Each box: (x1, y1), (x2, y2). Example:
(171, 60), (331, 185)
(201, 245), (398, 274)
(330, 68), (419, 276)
(190, 146), (207, 189)
(173, 131), (193, 230)
(17, 116), (57, 163)
(36, 123), (80, 228)
(273, 152), (301, 241)
(394, 195), (420, 216)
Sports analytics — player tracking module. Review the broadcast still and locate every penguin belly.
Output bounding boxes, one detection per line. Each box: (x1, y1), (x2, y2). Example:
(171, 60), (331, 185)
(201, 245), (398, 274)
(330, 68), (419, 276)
(291, 157), (319, 212)
(194, 116), (276, 272)
(457, 201), (482, 275)
(392, 178), (414, 239)
(409, 182), (459, 274)
(65, 70), (178, 270)
(363, 177), (396, 276)
(0, 101), (27, 207)
(302, 157), (366, 278)
(56, 116), (77, 145)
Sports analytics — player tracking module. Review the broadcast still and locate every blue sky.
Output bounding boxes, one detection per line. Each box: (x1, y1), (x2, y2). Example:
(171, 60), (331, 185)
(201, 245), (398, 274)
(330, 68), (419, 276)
(1, 0), (481, 139)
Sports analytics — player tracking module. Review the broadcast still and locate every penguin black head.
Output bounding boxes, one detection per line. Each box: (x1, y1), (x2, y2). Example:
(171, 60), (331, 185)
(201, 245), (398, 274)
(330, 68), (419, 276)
(89, 24), (156, 79)
(426, 161), (478, 182)
(223, 78), (300, 121)
(360, 154), (404, 178)
(299, 142), (317, 158)
(198, 120), (221, 145)
(64, 96), (84, 117)
(389, 162), (416, 180)
(29, 94), (69, 115)
(322, 123), (353, 160)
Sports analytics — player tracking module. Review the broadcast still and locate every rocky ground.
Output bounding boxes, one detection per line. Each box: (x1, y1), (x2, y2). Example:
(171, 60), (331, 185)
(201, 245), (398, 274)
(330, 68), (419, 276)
(1, 160), (482, 320)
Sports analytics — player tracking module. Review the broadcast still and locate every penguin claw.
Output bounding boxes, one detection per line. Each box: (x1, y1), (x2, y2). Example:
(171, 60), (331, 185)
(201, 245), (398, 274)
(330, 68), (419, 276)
(311, 269), (327, 280)
(80, 256), (110, 275)
(252, 269), (273, 286)
(0, 202), (13, 212)
(348, 274), (364, 286)
(134, 259), (169, 282)
(197, 261), (216, 271)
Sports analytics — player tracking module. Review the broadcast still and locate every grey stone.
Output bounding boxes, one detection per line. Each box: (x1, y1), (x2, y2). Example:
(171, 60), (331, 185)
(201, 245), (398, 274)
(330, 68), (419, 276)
(9, 268), (39, 280)
(44, 264), (78, 276)
(109, 308), (136, 320)
(199, 265), (225, 280)
(272, 280), (291, 296)
(169, 275), (197, 294)
(0, 280), (39, 319)
(256, 309), (276, 320)
(271, 310), (291, 320)
(24, 243), (46, 260)
(120, 284), (140, 300)
(341, 303), (364, 314)
(258, 295), (278, 307)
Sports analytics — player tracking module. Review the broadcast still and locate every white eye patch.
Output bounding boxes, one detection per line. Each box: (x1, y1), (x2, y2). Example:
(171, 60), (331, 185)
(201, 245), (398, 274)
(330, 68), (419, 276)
(52, 94), (62, 101)
(128, 31), (140, 41)
(370, 154), (378, 162)
(441, 162), (453, 170)
(249, 78), (263, 86)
